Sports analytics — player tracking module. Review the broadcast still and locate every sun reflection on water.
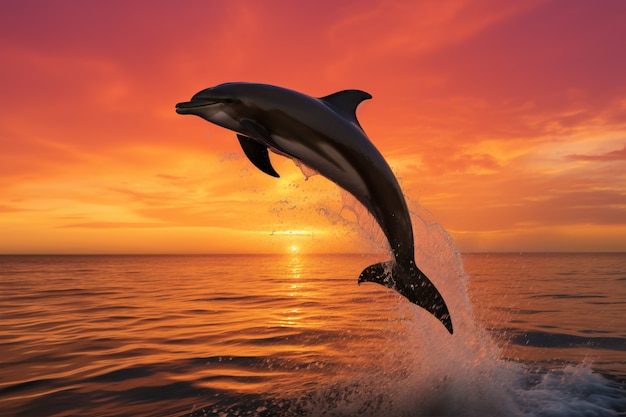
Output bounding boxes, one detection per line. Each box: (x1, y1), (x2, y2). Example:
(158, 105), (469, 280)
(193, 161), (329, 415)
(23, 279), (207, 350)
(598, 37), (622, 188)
(287, 254), (303, 279)
(275, 254), (307, 327)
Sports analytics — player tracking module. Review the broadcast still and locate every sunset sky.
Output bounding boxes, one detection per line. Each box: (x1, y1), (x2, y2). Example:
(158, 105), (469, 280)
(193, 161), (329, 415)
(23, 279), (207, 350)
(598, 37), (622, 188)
(1, 0), (625, 254)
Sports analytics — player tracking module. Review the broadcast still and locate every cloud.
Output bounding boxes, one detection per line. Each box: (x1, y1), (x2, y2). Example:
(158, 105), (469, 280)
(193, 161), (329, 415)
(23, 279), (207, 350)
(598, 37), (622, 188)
(0, 204), (30, 213)
(61, 221), (166, 229)
(567, 143), (626, 162)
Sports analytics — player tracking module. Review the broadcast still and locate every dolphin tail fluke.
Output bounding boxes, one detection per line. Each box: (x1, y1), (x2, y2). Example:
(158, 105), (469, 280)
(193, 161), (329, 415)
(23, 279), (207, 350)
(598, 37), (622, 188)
(358, 261), (453, 334)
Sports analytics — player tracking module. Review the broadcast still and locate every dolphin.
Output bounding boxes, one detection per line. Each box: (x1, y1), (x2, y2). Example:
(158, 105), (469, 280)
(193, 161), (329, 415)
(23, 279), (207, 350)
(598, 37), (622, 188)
(176, 82), (453, 334)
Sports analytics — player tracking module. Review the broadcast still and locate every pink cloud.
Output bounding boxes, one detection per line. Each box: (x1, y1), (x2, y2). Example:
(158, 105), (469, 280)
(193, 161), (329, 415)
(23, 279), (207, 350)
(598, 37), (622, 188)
(567, 144), (626, 162)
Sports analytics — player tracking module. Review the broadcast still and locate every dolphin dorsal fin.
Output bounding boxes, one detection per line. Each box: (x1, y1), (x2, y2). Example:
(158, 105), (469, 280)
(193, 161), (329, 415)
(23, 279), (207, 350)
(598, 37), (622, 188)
(320, 90), (372, 128)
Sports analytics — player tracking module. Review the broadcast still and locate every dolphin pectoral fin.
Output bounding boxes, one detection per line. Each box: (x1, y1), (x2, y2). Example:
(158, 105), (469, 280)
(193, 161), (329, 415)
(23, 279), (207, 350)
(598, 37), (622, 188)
(240, 119), (274, 145)
(319, 90), (372, 128)
(236, 135), (280, 178)
(358, 261), (453, 334)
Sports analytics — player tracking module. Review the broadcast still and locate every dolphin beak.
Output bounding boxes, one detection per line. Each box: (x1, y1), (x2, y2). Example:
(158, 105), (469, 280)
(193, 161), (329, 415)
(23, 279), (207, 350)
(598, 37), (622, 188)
(175, 99), (219, 114)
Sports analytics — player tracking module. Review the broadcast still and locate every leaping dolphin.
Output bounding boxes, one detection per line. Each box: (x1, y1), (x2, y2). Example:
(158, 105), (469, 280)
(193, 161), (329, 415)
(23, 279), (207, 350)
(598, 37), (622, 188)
(176, 82), (453, 334)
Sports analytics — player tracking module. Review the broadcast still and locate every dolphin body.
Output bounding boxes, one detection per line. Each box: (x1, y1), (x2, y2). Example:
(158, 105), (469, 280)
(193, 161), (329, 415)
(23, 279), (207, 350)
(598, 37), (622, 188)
(176, 82), (453, 334)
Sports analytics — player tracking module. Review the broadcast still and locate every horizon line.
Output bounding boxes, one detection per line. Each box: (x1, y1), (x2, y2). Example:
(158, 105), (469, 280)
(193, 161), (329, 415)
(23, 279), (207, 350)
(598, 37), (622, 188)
(1, 251), (625, 256)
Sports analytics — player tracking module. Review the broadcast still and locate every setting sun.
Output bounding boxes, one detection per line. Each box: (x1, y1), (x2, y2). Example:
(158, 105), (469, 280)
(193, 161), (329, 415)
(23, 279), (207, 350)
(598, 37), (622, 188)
(289, 245), (299, 254)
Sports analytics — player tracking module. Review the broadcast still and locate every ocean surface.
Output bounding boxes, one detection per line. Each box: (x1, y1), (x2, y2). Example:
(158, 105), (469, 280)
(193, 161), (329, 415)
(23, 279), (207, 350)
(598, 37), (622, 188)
(1, 251), (625, 416)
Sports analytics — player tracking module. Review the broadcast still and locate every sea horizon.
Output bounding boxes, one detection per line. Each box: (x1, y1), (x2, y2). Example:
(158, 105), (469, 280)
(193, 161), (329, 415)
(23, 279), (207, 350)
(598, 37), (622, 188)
(2, 250), (626, 256)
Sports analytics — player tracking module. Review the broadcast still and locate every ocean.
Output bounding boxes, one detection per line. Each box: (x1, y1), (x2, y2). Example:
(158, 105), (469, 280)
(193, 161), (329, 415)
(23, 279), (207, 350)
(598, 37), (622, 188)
(1, 251), (625, 416)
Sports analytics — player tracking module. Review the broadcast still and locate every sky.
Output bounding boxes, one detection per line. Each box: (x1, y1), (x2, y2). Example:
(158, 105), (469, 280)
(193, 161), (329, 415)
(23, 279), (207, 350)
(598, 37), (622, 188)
(1, 0), (625, 254)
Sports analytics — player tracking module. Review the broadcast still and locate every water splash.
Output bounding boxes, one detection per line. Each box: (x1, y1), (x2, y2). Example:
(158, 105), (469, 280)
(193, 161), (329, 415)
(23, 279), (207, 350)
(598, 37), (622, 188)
(336, 202), (626, 417)
(301, 196), (626, 416)
(292, 158), (319, 180)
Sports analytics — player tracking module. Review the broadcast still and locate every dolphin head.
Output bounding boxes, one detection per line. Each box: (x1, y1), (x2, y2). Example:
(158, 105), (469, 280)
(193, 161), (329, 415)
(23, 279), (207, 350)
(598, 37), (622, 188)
(175, 83), (251, 131)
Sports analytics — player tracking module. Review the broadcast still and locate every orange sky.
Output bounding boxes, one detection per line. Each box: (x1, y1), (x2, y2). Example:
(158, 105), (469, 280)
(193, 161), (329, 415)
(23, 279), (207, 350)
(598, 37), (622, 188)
(1, 0), (625, 254)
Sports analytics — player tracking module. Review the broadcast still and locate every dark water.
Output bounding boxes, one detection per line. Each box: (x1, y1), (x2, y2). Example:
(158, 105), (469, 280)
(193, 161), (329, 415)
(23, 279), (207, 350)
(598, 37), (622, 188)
(1, 251), (625, 416)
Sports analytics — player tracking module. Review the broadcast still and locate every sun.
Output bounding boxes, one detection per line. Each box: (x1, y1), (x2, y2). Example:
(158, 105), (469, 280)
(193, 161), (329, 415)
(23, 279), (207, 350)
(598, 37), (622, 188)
(288, 245), (299, 254)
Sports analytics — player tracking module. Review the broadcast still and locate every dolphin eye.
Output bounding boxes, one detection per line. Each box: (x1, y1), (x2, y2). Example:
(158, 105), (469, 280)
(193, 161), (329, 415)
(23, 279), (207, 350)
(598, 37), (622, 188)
(223, 98), (235, 104)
